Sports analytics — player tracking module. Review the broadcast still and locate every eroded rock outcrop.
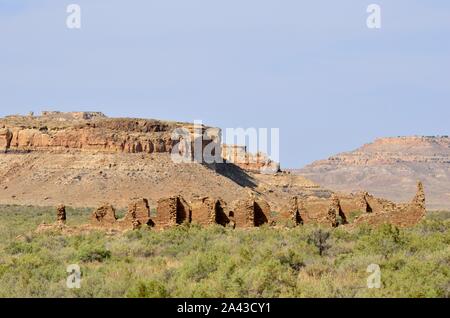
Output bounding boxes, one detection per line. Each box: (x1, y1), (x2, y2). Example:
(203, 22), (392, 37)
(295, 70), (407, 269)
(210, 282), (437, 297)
(222, 144), (280, 174)
(0, 128), (13, 152)
(0, 112), (216, 157)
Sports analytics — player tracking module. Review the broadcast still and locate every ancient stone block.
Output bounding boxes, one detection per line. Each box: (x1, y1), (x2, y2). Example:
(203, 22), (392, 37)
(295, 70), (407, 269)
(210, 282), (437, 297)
(154, 196), (191, 228)
(232, 197), (270, 228)
(285, 196), (303, 226)
(326, 195), (346, 227)
(124, 198), (152, 226)
(254, 198), (271, 226)
(233, 198), (255, 228)
(91, 204), (117, 225)
(191, 197), (229, 226)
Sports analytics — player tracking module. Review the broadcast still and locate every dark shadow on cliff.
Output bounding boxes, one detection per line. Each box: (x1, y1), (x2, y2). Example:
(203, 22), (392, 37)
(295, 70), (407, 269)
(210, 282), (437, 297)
(203, 161), (257, 189)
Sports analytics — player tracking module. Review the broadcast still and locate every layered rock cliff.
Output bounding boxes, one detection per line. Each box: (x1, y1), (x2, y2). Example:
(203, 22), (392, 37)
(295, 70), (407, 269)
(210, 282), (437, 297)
(0, 111), (204, 154)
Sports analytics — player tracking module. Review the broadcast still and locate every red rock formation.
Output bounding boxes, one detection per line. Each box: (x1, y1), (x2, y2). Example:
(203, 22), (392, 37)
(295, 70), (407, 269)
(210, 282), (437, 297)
(222, 144), (280, 174)
(0, 128), (12, 152)
(0, 112), (216, 157)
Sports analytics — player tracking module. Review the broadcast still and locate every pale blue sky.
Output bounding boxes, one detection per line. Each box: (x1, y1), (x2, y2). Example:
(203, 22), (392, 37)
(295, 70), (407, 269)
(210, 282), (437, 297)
(1, 0), (449, 167)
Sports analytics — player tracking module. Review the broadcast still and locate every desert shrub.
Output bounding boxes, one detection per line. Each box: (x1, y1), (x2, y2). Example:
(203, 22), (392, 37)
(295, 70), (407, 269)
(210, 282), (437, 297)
(126, 280), (170, 298)
(347, 211), (364, 223)
(307, 229), (331, 256)
(277, 248), (306, 272)
(415, 219), (449, 234)
(178, 251), (220, 282)
(426, 211), (450, 221)
(356, 224), (406, 259)
(77, 244), (111, 263)
(5, 241), (34, 255)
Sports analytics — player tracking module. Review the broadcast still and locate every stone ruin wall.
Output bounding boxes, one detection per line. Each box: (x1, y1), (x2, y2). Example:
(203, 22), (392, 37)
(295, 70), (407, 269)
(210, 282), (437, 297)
(153, 196), (191, 229)
(40, 182), (426, 233)
(285, 181), (426, 228)
(191, 197), (229, 227)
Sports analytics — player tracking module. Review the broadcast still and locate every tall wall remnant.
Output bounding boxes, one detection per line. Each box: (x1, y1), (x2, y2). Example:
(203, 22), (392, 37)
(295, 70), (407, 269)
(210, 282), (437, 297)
(90, 200), (154, 230)
(232, 197), (271, 228)
(191, 197), (229, 226)
(326, 195), (345, 227)
(56, 204), (66, 224)
(124, 198), (152, 227)
(412, 181), (426, 211)
(278, 196), (303, 226)
(154, 196), (191, 228)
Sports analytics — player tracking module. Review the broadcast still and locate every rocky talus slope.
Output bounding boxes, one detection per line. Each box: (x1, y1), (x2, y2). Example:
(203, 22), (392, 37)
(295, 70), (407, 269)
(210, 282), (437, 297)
(297, 136), (450, 210)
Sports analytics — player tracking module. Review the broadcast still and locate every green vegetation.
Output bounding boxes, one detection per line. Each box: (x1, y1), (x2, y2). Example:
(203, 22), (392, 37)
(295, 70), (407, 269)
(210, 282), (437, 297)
(0, 205), (448, 298)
